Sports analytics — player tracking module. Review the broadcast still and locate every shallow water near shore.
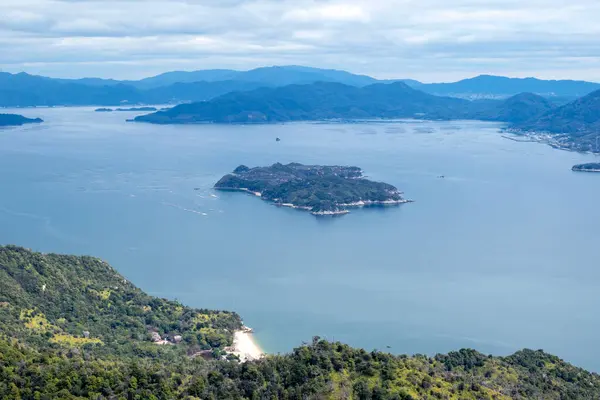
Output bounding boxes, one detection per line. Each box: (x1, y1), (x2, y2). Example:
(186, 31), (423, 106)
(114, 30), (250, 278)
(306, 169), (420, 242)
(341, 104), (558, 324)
(1, 107), (600, 370)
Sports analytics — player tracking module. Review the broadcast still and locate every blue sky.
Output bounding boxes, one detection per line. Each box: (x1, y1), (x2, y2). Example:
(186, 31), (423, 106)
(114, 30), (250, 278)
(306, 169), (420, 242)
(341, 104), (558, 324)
(1, 0), (599, 82)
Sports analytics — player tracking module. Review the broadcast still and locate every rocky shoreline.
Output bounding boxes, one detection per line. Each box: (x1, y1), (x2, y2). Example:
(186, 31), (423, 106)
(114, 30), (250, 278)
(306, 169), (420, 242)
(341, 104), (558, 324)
(216, 186), (411, 216)
(572, 163), (600, 172)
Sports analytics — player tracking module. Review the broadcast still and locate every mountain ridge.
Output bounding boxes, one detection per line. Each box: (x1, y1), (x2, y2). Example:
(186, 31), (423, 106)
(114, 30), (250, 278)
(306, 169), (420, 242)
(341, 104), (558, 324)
(2, 67), (599, 107)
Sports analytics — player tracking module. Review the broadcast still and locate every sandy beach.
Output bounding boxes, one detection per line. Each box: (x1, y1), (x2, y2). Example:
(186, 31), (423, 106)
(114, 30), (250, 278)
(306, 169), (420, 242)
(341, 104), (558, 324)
(230, 327), (264, 362)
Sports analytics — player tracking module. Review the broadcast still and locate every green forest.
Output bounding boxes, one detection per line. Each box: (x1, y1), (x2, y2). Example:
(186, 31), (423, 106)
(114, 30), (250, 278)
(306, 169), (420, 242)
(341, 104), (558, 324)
(1, 246), (600, 399)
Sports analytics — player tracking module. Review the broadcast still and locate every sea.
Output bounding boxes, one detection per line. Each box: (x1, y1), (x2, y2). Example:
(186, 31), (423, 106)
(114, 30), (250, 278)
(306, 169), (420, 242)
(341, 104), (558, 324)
(1, 107), (599, 370)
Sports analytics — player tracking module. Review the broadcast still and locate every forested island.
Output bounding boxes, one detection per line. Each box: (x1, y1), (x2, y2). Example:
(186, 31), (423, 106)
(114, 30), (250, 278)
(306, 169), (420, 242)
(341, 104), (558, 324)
(0, 113), (43, 127)
(2, 245), (600, 399)
(572, 163), (600, 172)
(214, 163), (409, 215)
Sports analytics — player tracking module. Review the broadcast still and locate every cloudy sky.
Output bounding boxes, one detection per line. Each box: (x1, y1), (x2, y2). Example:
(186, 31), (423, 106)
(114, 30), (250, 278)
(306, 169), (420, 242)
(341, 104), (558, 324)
(1, 0), (599, 82)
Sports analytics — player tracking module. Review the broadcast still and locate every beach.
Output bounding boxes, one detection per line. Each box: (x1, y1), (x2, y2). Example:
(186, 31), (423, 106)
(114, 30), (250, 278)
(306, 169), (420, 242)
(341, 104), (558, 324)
(230, 327), (264, 362)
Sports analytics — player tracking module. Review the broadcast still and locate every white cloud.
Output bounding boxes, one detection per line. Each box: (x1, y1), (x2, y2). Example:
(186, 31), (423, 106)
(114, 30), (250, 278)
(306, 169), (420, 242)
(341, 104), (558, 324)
(0, 0), (599, 82)
(283, 4), (370, 23)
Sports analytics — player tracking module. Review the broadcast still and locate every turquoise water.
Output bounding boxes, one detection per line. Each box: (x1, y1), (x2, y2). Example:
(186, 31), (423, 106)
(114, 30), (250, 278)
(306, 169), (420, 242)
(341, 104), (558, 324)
(1, 107), (600, 370)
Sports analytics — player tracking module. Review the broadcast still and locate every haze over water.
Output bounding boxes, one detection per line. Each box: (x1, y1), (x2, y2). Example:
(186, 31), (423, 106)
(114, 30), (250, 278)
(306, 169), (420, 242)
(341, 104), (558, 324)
(1, 107), (599, 370)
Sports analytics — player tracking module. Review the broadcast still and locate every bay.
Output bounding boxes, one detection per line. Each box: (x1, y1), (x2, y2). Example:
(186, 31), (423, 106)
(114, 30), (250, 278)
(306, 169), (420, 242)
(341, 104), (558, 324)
(1, 107), (599, 370)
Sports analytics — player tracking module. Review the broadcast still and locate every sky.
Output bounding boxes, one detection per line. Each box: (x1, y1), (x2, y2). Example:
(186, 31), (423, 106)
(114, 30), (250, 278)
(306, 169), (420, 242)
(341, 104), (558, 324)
(1, 0), (599, 82)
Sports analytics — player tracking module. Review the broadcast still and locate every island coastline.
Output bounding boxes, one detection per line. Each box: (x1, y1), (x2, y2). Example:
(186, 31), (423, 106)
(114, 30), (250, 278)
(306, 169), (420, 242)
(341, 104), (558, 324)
(214, 164), (411, 216)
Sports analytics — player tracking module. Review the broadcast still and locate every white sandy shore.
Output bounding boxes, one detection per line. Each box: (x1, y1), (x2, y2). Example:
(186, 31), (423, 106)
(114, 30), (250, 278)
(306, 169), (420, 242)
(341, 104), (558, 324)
(229, 327), (264, 362)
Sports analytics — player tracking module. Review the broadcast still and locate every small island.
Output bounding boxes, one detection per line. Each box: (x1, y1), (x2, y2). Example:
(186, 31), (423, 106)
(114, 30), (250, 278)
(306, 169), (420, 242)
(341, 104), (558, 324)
(214, 163), (410, 215)
(95, 107), (158, 112)
(0, 113), (43, 127)
(572, 163), (600, 172)
(116, 107), (158, 112)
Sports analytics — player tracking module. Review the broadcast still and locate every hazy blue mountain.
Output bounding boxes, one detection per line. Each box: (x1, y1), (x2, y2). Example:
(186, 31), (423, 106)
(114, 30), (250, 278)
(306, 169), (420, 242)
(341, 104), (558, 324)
(132, 65), (379, 89)
(3, 68), (599, 109)
(55, 77), (123, 87)
(0, 113), (43, 126)
(143, 80), (269, 103)
(418, 75), (600, 99)
(0, 67), (379, 106)
(233, 65), (378, 86)
(471, 93), (555, 123)
(0, 72), (144, 106)
(396, 78), (425, 87)
(0, 72), (263, 106)
(132, 69), (239, 89)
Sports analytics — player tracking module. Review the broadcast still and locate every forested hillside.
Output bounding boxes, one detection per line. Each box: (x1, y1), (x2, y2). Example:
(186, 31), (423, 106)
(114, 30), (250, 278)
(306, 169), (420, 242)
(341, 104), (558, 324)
(1, 246), (599, 399)
(0, 246), (241, 358)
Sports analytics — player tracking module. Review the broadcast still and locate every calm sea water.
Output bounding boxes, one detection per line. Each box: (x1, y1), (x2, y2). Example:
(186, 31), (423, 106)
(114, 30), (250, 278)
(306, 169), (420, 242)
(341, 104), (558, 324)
(1, 107), (599, 370)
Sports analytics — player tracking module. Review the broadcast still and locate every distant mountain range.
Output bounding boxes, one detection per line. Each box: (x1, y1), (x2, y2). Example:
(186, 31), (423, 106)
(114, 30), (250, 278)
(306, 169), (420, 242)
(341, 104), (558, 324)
(2, 66), (599, 108)
(133, 65), (380, 89)
(414, 75), (600, 100)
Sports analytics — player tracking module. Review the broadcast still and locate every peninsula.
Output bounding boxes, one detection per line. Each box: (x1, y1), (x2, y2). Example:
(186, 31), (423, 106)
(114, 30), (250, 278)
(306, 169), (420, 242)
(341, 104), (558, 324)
(214, 162), (409, 215)
(572, 163), (600, 172)
(0, 113), (43, 127)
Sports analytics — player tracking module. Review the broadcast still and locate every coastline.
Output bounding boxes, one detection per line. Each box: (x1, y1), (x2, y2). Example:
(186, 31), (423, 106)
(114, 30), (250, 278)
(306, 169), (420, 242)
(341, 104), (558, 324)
(227, 326), (264, 362)
(504, 128), (600, 154)
(572, 168), (600, 172)
(215, 187), (412, 215)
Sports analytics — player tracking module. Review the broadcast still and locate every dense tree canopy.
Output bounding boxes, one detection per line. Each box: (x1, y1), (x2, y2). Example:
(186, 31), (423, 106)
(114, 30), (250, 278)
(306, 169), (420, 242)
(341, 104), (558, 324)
(1, 246), (600, 399)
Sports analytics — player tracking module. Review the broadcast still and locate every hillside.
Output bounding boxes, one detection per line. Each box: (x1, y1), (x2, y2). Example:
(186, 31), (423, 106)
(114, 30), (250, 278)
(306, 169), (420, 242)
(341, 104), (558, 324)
(134, 81), (474, 124)
(0, 245), (241, 358)
(511, 89), (600, 152)
(2, 246), (600, 399)
(471, 93), (555, 123)
(0, 114), (43, 127)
